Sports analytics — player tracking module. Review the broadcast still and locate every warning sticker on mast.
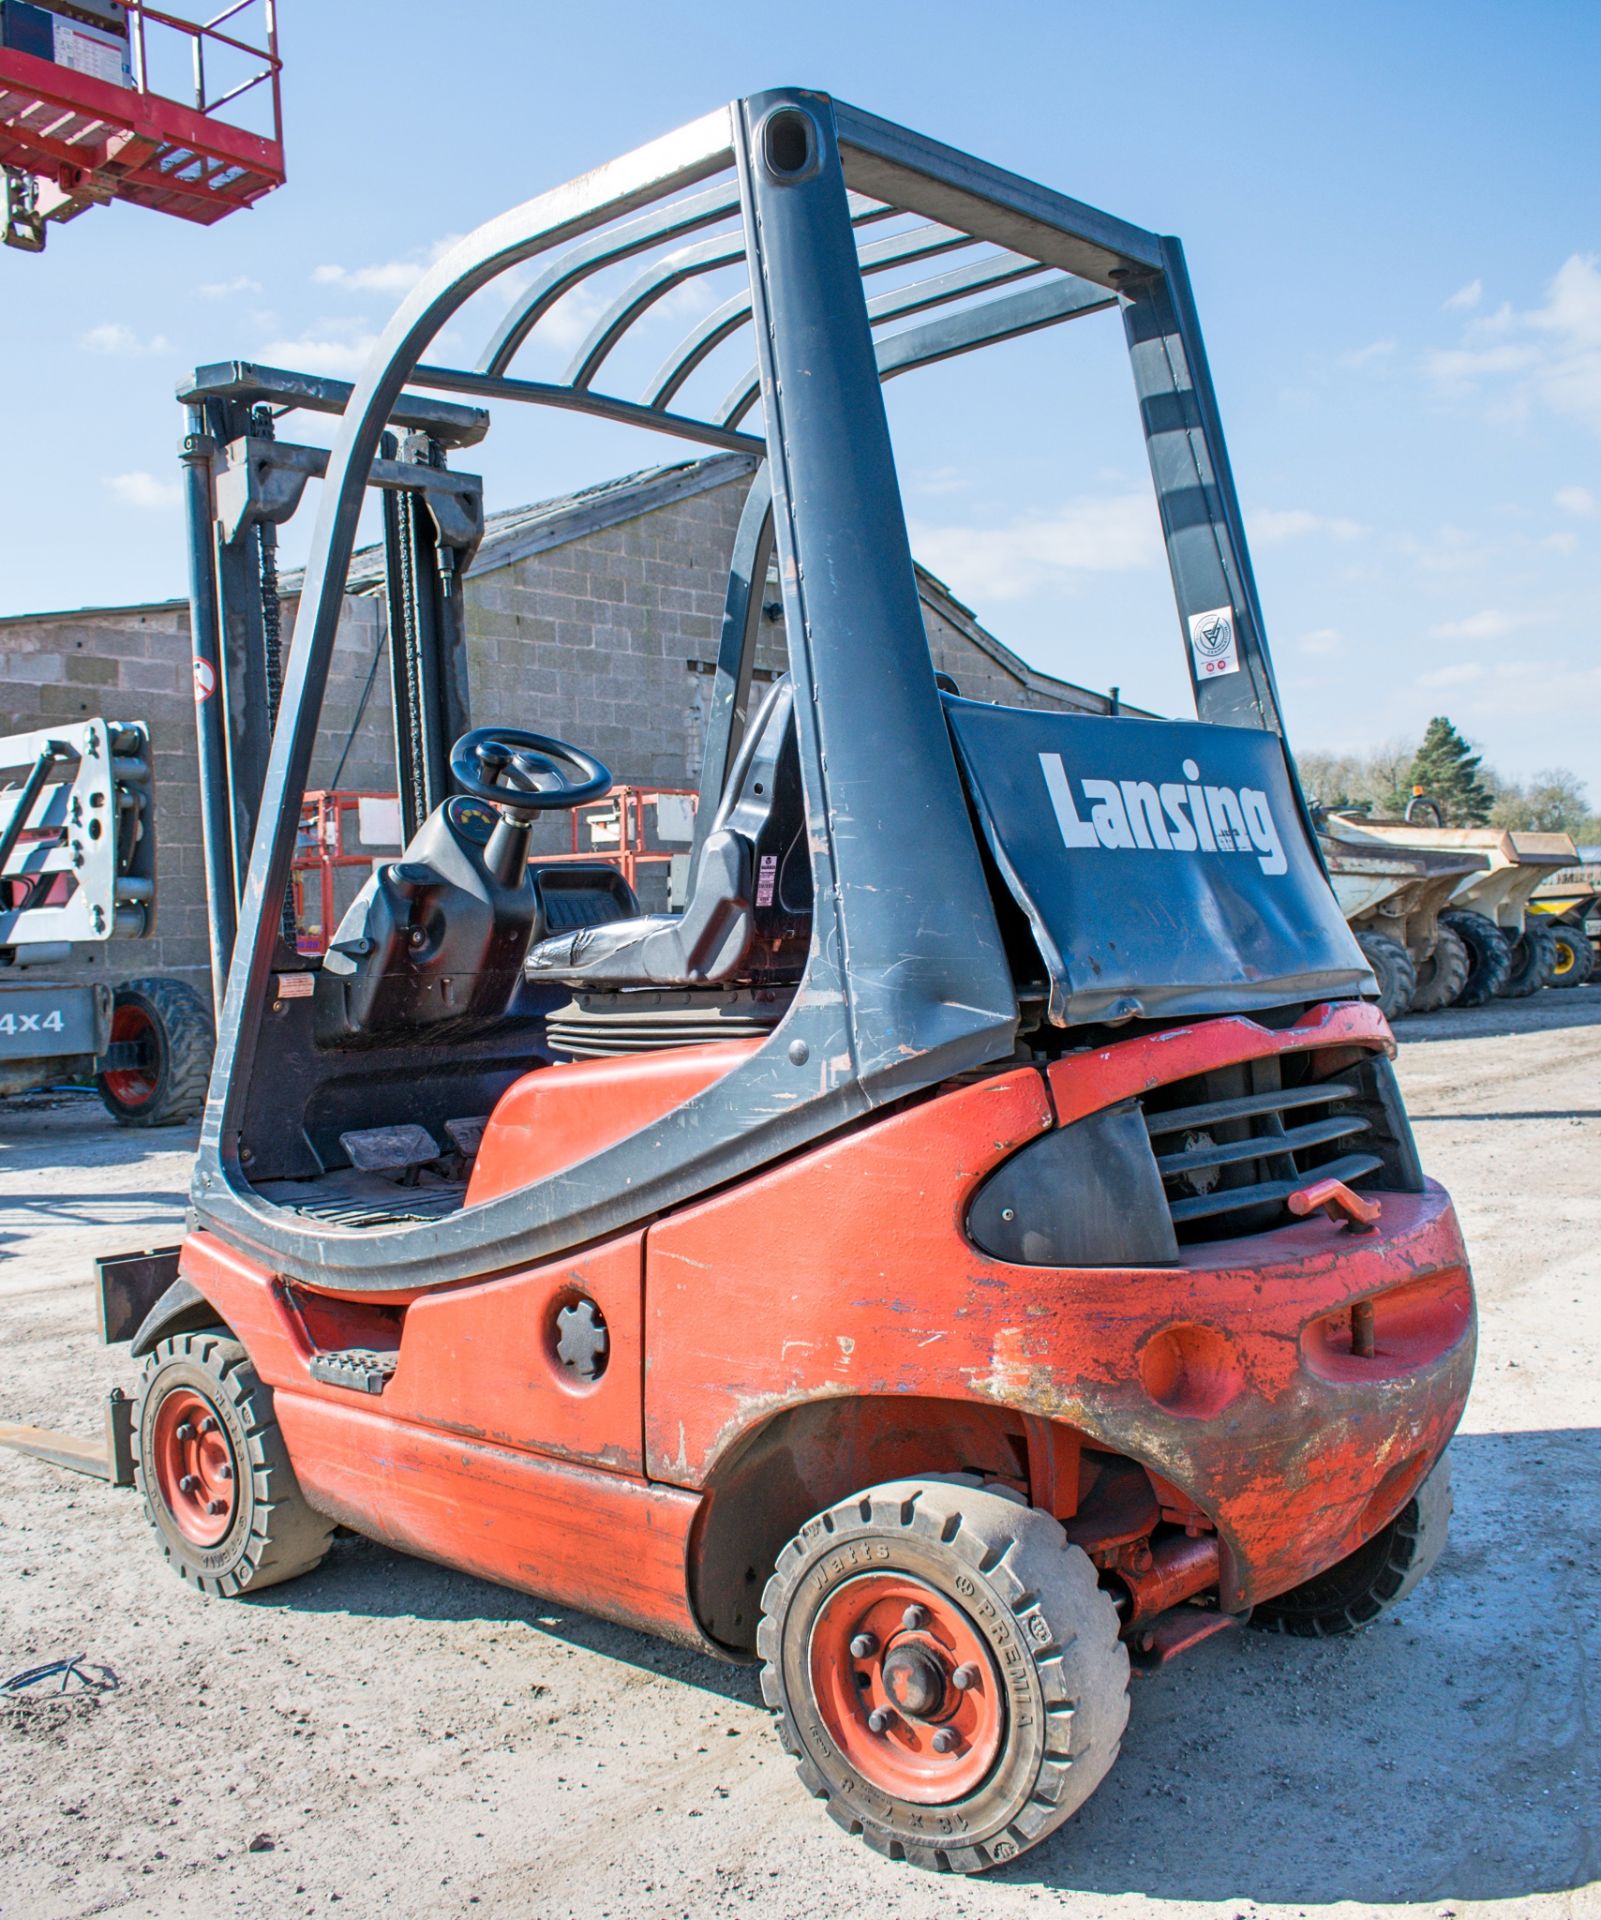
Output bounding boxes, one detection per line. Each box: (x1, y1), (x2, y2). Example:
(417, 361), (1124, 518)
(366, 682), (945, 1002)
(1188, 605), (1240, 679)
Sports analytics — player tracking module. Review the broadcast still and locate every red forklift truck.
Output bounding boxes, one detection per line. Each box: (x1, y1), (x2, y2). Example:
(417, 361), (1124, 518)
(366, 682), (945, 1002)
(86, 93), (1472, 1874)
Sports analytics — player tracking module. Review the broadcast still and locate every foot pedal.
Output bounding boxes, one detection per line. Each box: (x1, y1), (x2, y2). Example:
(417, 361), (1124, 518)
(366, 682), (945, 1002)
(308, 1348), (399, 1395)
(339, 1123), (438, 1174)
(443, 1114), (489, 1159)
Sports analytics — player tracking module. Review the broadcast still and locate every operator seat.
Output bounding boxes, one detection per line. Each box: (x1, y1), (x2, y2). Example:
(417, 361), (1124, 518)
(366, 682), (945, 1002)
(524, 675), (811, 989)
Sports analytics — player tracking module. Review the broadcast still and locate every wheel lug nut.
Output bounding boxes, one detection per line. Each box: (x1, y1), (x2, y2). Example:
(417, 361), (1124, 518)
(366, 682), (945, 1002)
(205, 1498), (227, 1515)
(178, 1473), (199, 1493)
(932, 1728), (961, 1755)
(218, 1463), (233, 1481)
(951, 1663), (980, 1691)
(175, 1422), (194, 1441)
(901, 1604), (927, 1631)
(849, 1633), (877, 1659)
(199, 1416), (219, 1434)
(867, 1708), (893, 1735)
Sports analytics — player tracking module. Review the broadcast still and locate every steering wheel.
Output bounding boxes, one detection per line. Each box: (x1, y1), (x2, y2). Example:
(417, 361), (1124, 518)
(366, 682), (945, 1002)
(449, 727), (612, 816)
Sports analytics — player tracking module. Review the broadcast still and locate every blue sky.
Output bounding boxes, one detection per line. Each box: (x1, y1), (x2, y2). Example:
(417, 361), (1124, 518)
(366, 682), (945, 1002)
(3, 0), (1597, 791)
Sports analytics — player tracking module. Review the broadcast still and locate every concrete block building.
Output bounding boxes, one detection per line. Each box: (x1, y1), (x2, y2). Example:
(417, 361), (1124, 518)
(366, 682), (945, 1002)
(1, 453), (1126, 997)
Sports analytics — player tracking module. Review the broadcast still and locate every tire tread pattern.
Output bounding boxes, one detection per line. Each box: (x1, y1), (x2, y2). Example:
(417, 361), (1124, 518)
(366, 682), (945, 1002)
(134, 1329), (334, 1598)
(98, 976), (214, 1128)
(1252, 1454), (1451, 1638)
(757, 1476), (1129, 1875)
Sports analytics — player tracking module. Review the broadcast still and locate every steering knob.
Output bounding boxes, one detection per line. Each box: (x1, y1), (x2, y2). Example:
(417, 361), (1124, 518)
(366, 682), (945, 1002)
(449, 727), (612, 817)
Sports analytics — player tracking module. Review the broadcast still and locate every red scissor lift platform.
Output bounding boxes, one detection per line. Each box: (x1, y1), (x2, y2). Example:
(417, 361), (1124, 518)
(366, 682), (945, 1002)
(0, 1), (283, 250)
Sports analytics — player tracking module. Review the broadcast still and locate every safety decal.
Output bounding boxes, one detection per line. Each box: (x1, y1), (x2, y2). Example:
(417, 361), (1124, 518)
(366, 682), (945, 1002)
(756, 852), (778, 908)
(1188, 605), (1240, 679)
(192, 657), (217, 704)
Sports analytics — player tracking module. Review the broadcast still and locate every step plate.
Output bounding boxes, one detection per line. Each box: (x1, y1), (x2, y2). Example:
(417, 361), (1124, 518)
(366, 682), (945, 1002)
(308, 1348), (399, 1395)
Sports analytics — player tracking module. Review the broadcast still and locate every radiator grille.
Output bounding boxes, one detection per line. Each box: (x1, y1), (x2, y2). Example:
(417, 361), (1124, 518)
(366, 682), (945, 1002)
(1139, 1055), (1382, 1242)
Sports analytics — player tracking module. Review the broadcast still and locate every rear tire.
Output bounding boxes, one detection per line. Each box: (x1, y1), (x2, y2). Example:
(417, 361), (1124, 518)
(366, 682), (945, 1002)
(1251, 1454), (1451, 1637)
(759, 1477), (1129, 1874)
(1441, 910), (1511, 1007)
(1357, 931), (1417, 1021)
(97, 977), (213, 1127)
(1497, 921), (1559, 998)
(1549, 923), (1595, 988)
(135, 1328), (334, 1597)
(1408, 922), (1470, 1013)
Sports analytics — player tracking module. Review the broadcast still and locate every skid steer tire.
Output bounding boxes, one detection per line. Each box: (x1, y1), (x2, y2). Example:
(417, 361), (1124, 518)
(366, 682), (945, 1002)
(1497, 920), (1559, 998)
(1441, 910), (1511, 1007)
(1357, 931), (1417, 1021)
(1408, 923), (1470, 1013)
(759, 1477), (1129, 1874)
(97, 977), (214, 1127)
(1549, 923), (1595, 989)
(135, 1329), (335, 1597)
(1251, 1453), (1452, 1637)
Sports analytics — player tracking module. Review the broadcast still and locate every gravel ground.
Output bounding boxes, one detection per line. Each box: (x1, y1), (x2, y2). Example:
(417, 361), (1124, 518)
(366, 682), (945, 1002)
(1, 986), (1598, 1920)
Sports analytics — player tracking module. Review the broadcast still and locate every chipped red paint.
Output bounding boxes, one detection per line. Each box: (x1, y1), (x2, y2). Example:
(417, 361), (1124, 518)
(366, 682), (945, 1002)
(175, 1005), (1473, 1647)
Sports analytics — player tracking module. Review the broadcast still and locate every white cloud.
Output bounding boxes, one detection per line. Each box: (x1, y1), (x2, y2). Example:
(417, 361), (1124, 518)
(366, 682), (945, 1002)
(105, 471), (181, 510)
(1417, 662), (1484, 688)
(1543, 531), (1580, 554)
(1443, 279), (1483, 311)
(256, 332), (381, 376)
(1555, 484), (1598, 517)
(912, 466), (968, 498)
(1426, 253), (1601, 435)
(1396, 524), (1480, 576)
(1339, 338), (1396, 368)
(1426, 608), (1535, 641)
(198, 274), (262, 298)
(81, 322), (169, 355)
(909, 493), (1163, 601)
(313, 234), (464, 296)
(1248, 507), (1366, 545)
(1298, 627), (1343, 656)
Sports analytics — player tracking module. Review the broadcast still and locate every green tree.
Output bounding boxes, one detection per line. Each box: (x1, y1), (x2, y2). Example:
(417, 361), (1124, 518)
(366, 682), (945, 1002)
(1406, 716), (1494, 826)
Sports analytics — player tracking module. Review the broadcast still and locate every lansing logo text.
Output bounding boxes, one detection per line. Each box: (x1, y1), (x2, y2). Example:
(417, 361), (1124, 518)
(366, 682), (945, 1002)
(1040, 753), (1288, 876)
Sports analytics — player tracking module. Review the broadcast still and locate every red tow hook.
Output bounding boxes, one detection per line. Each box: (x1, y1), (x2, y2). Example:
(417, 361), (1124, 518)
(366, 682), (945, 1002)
(1288, 1177), (1382, 1235)
(1289, 1179), (1383, 1357)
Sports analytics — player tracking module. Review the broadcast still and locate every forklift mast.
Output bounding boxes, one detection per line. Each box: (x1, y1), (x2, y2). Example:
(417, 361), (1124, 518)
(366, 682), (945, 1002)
(176, 362), (488, 1008)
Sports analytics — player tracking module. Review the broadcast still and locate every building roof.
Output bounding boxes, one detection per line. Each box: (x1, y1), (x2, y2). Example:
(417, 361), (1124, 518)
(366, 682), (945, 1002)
(7, 451), (1141, 717)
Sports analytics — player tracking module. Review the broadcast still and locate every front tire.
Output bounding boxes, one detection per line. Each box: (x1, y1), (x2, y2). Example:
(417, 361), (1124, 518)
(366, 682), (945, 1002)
(1408, 922), (1470, 1013)
(1357, 931), (1418, 1021)
(135, 1329), (334, 1597)
(1549, 922), (1595, 988)
(1497, 920), (1558, 998)
(1251, 1453), (1451, 1637)
(97, 976), (214, 1126)
(1441, 910), (1511, 1007)
(759, 1478), (1129, 1874)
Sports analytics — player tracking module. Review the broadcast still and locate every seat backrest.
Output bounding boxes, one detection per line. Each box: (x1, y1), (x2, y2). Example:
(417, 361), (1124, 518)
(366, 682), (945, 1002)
(705, 675), (811, 978)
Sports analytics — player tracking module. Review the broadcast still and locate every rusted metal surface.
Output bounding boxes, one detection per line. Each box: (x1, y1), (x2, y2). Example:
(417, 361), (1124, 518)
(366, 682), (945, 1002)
(646, 1019), (1474, 1613)
(169, 998), (1472, 1644)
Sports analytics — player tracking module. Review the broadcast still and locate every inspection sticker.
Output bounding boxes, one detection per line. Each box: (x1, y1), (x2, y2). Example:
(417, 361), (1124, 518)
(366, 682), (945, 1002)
(755, 853), (778, 908)
(1188, 605), (1240, 679)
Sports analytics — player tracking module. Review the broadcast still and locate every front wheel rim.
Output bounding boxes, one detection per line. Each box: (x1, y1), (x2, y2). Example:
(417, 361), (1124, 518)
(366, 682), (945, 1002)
(151, 1386), (238, 1546)
(807, 1572), (1005, 1805)
(103, 1002), (158, 1105)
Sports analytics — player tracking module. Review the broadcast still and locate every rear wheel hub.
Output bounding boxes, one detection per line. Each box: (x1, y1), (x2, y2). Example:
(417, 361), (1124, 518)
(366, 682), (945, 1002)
(151, 1386), (237, 1546)
(807, 1571), (1004, 1804)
